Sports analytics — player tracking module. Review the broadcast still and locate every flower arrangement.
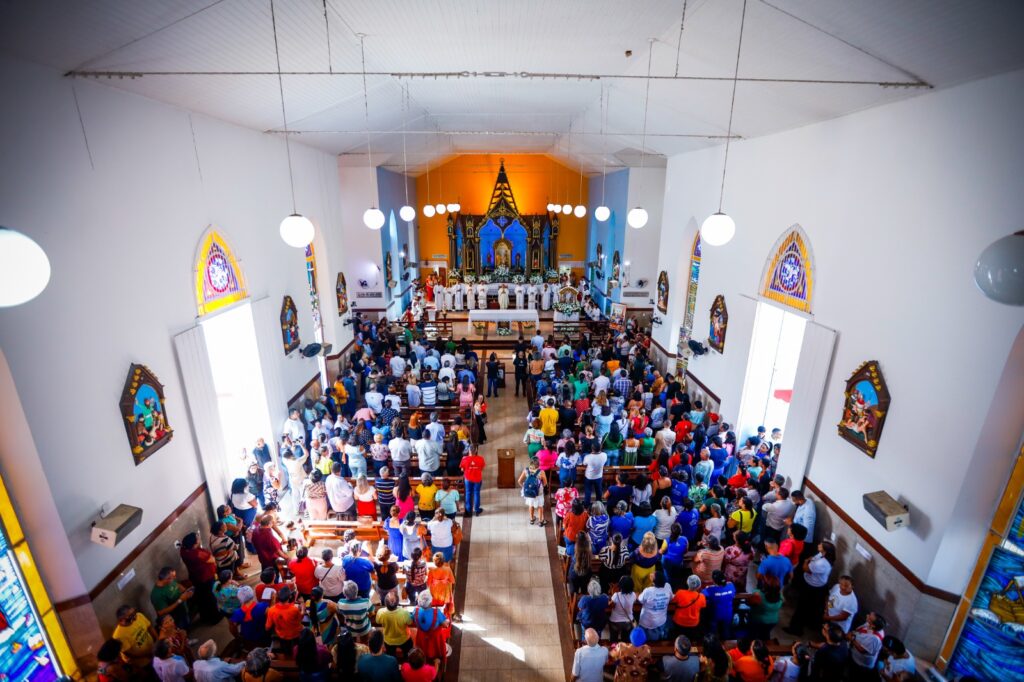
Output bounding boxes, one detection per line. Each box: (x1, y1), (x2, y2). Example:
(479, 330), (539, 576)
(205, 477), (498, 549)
(512, 274), (526, 284)
(545, 268), (560, 282)
(493, 265), (511, 280)
(447, 269), (462, 282)
(478, 273), (492, 283)
(529, 274), (544, 285)
(496, 325), (512, 336)
(463, 274), (476, 284)
(554, 300), (582, 315)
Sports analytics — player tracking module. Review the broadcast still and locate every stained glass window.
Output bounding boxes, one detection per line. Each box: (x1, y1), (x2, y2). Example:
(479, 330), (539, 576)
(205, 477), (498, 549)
(194, 229), (247, 316)
(761, 226), (814, 313)
(676, 233), (702, 376)
(305, 244), (322, 340)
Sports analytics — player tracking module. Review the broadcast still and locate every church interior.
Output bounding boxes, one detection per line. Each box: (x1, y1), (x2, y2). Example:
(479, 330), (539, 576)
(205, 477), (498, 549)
(1, 2), (1023, 681)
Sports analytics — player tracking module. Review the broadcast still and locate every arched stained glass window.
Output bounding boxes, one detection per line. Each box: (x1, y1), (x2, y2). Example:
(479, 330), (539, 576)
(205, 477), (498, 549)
(305, 243), (322, 339)
(194, 228), (247, 316)
(761, 225), (815, 314)
(675, 233), (702, 376)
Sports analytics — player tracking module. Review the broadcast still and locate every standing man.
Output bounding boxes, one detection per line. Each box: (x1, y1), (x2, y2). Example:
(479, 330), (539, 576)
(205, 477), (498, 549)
(193, 640), (244, 681)
(461, 444), (485, 517)
(476, 281), (488, 309)
(454, 280), (464, 310)
(515, 282), (525, 309)
(789, 490), (817, 545)
(660, 635), (700, 682)
(281, 409), (304, 444)
(541, 283), (552, 310)
(848, 612), (887, 680)
(433, 280), (445, 311)
(528, 282), (538, 310)
(151, 567), (192, 629)
(326, 462), (355, 519)
(571, 628), (609, 682)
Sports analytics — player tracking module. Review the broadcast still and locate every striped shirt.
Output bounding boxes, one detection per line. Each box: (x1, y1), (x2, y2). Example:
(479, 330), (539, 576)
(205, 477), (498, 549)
(337, 597), (372, 636)
(420, 382), (437, 406)
(375, 478), (396, 506)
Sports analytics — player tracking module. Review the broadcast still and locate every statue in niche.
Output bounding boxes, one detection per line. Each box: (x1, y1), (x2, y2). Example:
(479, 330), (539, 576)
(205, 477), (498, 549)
(514, 253), (522, 270)
(494, 238), (512, 269)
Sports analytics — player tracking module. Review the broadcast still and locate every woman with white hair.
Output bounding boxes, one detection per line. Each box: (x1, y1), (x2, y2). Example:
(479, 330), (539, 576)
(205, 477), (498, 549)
(412, 589), (450, 663)
(193, 639), (244, 679)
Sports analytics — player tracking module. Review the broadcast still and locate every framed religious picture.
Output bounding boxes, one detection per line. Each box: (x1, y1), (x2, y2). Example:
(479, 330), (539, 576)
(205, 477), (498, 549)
(657, 271), (669, 313)
(837, 360), (891, 458)
(609, 302), (627, 331)
(336, 272), (348, 316)
(280, 295), (300, 354)
(708, 295), (728, 353)
(385, 252), (394, 287)
(119, 364), (173, 465)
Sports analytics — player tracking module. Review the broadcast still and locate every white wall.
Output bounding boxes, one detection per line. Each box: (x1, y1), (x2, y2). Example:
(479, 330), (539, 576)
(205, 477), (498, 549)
(337, 166), (387, 320)
(656, 69), (1024, 592)
(0, 57), (345, 593)
(622, 168), (665, 308)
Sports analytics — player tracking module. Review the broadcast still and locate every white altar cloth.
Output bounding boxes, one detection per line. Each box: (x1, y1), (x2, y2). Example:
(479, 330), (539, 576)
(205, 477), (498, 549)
(468, 309), (540, 324)
(553, 312), (581, 322)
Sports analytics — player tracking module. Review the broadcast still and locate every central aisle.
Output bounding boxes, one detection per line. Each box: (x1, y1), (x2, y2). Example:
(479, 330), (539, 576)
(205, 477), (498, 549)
(455, 352), (567, 681)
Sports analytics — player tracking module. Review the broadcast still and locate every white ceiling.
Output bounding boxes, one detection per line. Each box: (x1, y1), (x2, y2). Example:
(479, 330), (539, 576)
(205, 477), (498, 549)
(2, 0), (1023, 174)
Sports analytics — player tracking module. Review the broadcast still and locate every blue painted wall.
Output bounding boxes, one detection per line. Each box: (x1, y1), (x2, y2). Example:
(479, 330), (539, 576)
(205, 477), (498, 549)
(587, 168), (629, 312)
(377, 168), (419, 316)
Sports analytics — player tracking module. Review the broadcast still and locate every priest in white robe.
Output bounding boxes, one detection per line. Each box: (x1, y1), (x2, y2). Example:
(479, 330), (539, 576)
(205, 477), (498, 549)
(514, 283), (525, 309)
(541, 283), (552, 310)
(454, 282), (464, 310)
(498, 284), (510, 309)
(433, 282), (445, 310)
(466, 282), (475, 310)
(444, 285), (454, 310)
(476, 282), (488, 309)
(527, 284), (538, 310)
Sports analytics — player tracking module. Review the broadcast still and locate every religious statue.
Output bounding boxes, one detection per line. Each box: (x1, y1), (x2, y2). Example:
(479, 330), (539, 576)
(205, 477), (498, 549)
(514, 283), (525, 309)
(541, 283), (552, 311)
(514, 253), (522, 270)
(466, 281), (476, 310)
(498, 284), (510, 309)
(454, 281), (464, 310)
(476, 282), (488, 309)
(527, 283), (538, 310)
(495, 239), (512, 268)
(434, 281), (446, 311)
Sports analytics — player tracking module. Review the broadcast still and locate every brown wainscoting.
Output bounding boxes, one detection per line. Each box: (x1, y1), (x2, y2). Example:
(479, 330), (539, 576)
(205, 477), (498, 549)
(443, 513), (472, 681)
(324, 339), (355, 362)
(685, 371), (720, 405)
(287, 373), (322, 408)
(650, 336), (677, 360)
(545, 491), (575, 680)
(802, 478), (959, 604)
(55, 482), (210, 610)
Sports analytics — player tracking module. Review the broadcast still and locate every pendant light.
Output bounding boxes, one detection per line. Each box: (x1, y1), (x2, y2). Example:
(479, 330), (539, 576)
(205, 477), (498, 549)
(435, 158), (446, 216)
(271, 0), (315, 247)
(398, 83), (415, 223)
(701, 0), (747, 246)
(422, 160), (435, 217)
(974, 231), (1024, 305)
(356, 34), (384, 230)
(0, 227), (50, 307)
(595, 85), (610, 222)
(627, 38), (655, 230)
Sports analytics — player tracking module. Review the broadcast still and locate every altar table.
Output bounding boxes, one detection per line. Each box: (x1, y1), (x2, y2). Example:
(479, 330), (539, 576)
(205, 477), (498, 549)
(468, 309), (540, 325)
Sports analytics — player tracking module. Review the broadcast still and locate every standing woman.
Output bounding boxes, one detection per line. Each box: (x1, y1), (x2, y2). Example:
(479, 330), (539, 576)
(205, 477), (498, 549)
(486, 352), (501, 398)
(353, 475), (378, 519)
(722, 531), (754, 591)
(428, 552), (456, 618)
(457, 376), (476, 413)
(473, 394), (488, 444)
(513, 350), (528, 398)
(518, 458), (548, 526)
(245, 462), (265, 510)
(395, 476), (416, 520)
(385, 506), (406, 560)
(230, 478), (259, 529)
(523, 419), (545, 459)
(630, 531), (663, 594)
(598, 533), (631, 593)
(303, 470), (329, 521)
(262, 462), (284, 510)
(427, 508), (455, 563)
(412, 590), (450, 664)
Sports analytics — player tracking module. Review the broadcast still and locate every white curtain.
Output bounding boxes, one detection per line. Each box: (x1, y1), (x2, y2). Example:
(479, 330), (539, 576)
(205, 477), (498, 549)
(776, 321), (837, 488)
(173, 324), (231, 506)
(251, 296), (289, 447)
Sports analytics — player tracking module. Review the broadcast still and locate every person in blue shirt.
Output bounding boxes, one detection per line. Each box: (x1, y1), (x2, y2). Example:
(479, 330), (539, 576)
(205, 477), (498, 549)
(604, 471), (633, 510)
(661, 523), (690, 590)
(228, 586), (270, 647)
(608, 501), (634, 540)
(757, 539), (794, 589)
(341, 542), (375, 598)
(676, 498), (700, 546)
(629, 501), (658, 548)
(702, 570), (737, 639)
(669, 472), (689, 507)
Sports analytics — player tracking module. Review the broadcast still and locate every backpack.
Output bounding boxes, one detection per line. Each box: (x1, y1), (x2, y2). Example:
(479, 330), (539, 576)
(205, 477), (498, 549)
(523, 470), (541, 498)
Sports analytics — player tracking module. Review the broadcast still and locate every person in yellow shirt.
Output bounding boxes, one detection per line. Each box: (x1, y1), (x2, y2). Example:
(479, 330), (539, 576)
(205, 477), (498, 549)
(333, 375), (348, 404)
(375, 592), (413, 657)
(539, 398), (560, 438)
(111, 605), (157, 667)
(416, 473), (439, 521)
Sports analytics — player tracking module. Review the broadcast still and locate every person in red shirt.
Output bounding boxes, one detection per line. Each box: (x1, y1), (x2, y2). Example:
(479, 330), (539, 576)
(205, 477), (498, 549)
(674, 417), (694, 443)
(252, 516), (288, 570)
(460, 444), (485, 517)
(779, 523), (807, 567)
(265, 586), (304, 647)
(671, 575), (707, 641)
(288, 546), (318, 598)
(400, 648), (437, 682)
(179, 532), (219, 623)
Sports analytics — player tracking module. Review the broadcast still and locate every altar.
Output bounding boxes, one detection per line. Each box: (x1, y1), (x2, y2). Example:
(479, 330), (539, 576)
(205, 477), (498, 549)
(468, 309), (539, 324)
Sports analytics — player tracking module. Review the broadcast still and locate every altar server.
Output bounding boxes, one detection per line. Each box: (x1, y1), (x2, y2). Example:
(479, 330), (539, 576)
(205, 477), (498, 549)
(527, 283), (538, 310)
(476, 282), (488, 309)
(541, 283), (552, 310)
(444, 284), (454, 310)
(515, 283), (525, 309)
(466, 281), (476, 310)
(454, 281), (464, 310)
(434, 281), (445, 310)
(498, 284), (510, 310)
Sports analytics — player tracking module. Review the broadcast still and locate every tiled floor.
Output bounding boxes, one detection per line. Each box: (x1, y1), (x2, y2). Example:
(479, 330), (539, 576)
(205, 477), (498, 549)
(456, 353), (567, 681)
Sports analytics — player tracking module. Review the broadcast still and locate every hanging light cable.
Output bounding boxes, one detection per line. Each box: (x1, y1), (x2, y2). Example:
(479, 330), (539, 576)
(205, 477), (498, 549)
(595, 84), (611, 222)
(422, 156), (435, 217)
(574, 115), (587, 218)
(561, 117), (572, 214)
(627, 38), (654, 229)
(399, 83), (415, 222)
(445, 134), (459, 213)
(435, 144), (446, 216)
(701, 0), (747, 246)
(272, 0), (315, 247)
(358, 33), (385, 230)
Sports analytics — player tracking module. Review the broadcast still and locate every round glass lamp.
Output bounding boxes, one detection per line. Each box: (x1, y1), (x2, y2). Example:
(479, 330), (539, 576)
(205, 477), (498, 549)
(594, 206), (610, 222)
(0, 227), (50, 307)
(422, 204), (436, 218)
(362, 208), (385, 231)
(974, 231), (1024, 305)
(399, 205), (416, 221)
(280, 213), (315, 247)
(700, 212), (736, 246)
(627, 207), (649, 229)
